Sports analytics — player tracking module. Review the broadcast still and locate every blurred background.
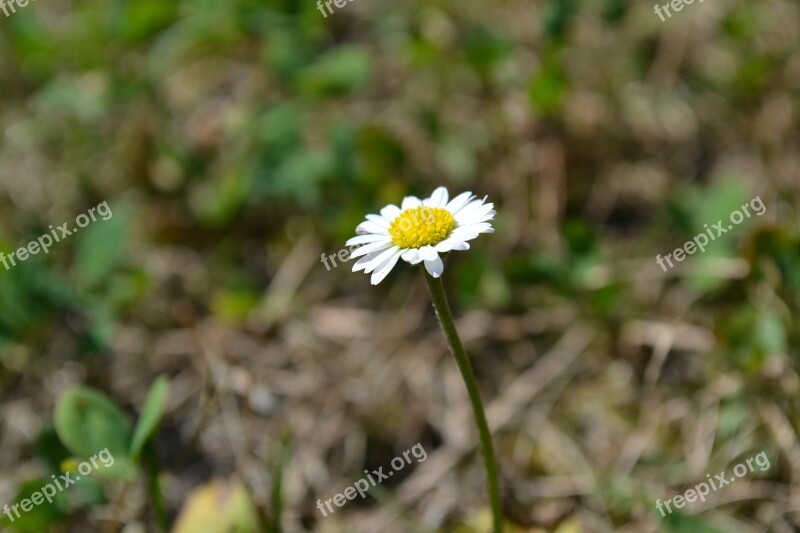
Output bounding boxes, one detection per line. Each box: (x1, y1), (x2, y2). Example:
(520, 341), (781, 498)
(1, 0), (799, 531)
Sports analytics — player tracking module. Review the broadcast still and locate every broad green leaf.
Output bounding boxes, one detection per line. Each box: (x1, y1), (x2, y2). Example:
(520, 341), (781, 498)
(54, 387), (136, 479)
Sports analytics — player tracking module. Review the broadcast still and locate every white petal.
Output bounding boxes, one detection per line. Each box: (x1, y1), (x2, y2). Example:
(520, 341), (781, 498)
(401, 248), (423, 264)
(380, 204), (401, 219)
(445, 191), (474, 213)
(435, 238), (470, 252)
(366, 214), (390, 227)
(356, 221), (390, 235)
(346, 234), (392, 246)
(455, 202), (494, 225)
(424, 186), (449, 208)
(418, 245), (438, 262)
(456, 222), (494, 234)
(401, 196), (422, 210)
(370, 249), (403, 285)
(452, 197), (485, 217)
(452, 198), (488, 221)
(349, 239), (393, 259)
(468, 211), (497, 224)
(353, 249), (387, 272)
(362, 246), (401, 274)
(449, 228), (481, 241)
(424, 255), (444, 278)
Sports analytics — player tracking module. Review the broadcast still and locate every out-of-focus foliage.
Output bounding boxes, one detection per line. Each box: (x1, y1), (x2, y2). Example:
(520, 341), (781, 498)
(1, 0), (799, 530)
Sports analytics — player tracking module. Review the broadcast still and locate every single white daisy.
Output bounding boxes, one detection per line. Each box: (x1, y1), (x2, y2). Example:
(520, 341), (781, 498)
(346, 186), (496, 285)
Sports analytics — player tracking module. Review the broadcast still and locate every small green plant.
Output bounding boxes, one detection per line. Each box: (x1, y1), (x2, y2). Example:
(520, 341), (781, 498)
(1, 376), (170, 532)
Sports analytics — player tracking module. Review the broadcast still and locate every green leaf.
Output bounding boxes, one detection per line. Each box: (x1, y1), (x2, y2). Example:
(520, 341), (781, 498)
(721, 307), (786, 371)
(73, 202), (128, 291)
(661, 511), (725, 533)
(264, 29), (314, 83)
(528, 60), (567, 113)
(33, 73), (110, 123)
(544, 0), (578, 38)
(754, 311), (787, 355)
(679, 181), (749, 233)
(463, 27), (513, 76)
(256, 103), (303, 152)
(54, 387), (136, 479)
(298, 45), (372, 96)
(211, 290), (260, 323)
(189, 169), (251, 226)
(114, 0), (178, 43)
(0, 479), (68, 532)
(717, 399), (751, 440)
(130, 376), (170, 460)
(260, 149), (334, 206)
(71, 477), (108, 507)
(33, 424), (73, 475)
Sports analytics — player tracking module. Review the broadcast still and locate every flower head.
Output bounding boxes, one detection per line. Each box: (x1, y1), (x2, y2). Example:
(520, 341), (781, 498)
(346, 187), (496, 284)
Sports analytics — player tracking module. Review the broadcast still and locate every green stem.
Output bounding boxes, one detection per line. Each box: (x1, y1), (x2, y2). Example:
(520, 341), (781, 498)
(143, 441), (168, 532)
(424, 271), (504, 533)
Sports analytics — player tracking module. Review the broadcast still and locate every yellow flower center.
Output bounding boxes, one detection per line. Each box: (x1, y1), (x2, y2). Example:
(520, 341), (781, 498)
(388, 206), (456, 248)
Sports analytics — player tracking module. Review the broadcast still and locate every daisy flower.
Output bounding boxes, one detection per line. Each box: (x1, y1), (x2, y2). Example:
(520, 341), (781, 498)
(347, 186), (505, 530)
(346, 187), (496, 284)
